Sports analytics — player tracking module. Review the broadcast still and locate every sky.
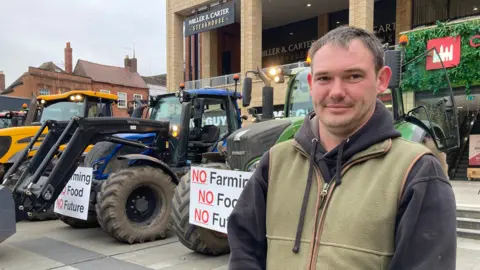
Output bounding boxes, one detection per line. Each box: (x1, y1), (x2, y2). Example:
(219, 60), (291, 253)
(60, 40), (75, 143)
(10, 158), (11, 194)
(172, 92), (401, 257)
(0, 0), (167, 87)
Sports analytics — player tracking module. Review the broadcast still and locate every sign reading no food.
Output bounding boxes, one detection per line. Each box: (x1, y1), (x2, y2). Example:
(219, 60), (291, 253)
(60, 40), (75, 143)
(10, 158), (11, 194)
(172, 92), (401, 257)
(189, 166), (253, 234)
(54, 167), (93, 220)
(184, 1), (235, 36)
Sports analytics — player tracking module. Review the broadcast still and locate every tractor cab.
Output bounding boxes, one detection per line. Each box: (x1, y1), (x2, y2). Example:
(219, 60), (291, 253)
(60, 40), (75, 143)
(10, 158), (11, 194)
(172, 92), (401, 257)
(149, 86), (242, 164)
(31, 90), (118, 124)
(0, 110), (28, 129)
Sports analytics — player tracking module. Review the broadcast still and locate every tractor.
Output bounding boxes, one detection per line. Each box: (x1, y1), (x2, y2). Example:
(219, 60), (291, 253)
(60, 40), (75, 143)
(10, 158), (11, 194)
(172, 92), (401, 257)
(0, 90), (119, 221)
(0, 82), (248, 245)
(169, 39), (460, 256)
(0, 109), (28, 129)
(56, 84), (246, 229)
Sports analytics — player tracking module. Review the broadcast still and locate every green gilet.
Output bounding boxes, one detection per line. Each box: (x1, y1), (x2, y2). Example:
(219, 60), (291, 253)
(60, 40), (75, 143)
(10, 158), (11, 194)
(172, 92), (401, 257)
(265, 137), (432, 270)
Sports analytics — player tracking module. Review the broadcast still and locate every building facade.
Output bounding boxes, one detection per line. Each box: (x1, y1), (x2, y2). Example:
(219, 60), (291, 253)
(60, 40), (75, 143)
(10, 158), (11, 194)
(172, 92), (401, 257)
(1, 43), (150, 117)
(166, 0), (478, 112)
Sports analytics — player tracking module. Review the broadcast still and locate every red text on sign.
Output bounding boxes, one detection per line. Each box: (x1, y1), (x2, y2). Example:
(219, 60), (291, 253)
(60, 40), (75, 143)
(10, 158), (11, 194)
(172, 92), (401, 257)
(192, 169), (207, 184)
(194, 208), (210, 224)
(198, 190), (214, 205)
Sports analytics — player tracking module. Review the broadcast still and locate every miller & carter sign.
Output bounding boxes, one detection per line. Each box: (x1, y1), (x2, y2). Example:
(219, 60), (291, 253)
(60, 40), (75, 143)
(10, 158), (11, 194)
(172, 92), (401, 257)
(184, 1), (235, 36)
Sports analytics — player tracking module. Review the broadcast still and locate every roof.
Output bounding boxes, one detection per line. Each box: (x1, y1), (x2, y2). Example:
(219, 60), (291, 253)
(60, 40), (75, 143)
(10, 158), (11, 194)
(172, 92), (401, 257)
(38, 61), (66, 73)
(186, 88), (242, 99)
(1, 72), (27, 95)
(74, 60), (147, 89)
(37, 90), (118, 101)
(142, 74), (166, 86)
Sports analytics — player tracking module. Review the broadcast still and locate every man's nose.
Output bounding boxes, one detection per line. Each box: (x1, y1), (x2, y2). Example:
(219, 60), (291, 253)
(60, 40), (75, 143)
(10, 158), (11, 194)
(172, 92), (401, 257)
(329, 78), (346, 99)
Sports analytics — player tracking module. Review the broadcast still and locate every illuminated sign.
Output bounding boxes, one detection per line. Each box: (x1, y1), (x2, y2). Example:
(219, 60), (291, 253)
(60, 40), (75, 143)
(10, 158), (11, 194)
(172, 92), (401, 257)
(184, 1), (235, 36)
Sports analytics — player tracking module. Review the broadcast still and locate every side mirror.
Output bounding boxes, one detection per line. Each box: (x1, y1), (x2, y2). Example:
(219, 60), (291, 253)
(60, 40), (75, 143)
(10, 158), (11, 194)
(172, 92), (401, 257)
(242, 77), (252, 107)
(193, 98), (205, 119)
(384, 50), (401, 89)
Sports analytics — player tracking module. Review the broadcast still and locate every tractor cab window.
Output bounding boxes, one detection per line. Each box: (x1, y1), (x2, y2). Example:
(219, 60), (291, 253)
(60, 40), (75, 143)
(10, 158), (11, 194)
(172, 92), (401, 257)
(39, 101), (85, 123)
(149, 96), (183, 127)
(87, 100), (112, 117)
(287, 69), (314, 117)
(0, 118), (11, 128)
(201, 100), (229, 137)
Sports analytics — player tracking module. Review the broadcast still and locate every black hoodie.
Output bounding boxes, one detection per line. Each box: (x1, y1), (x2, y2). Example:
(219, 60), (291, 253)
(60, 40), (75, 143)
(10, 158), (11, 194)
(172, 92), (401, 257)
(227, 99), (457, 270)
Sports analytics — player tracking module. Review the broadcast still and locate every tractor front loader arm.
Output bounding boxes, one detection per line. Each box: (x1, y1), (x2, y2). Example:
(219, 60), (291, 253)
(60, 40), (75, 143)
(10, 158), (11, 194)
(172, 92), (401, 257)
(2, 116), (171, 224)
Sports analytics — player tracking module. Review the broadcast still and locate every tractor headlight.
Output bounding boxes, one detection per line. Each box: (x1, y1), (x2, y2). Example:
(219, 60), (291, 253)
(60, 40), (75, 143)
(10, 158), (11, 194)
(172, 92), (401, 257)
(246, 159), (260, 172)
(171, 124), (179, 137)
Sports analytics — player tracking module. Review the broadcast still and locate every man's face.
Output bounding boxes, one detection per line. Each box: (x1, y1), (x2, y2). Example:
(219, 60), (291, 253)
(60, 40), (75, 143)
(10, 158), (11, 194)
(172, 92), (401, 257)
(307, 39), (391, 135)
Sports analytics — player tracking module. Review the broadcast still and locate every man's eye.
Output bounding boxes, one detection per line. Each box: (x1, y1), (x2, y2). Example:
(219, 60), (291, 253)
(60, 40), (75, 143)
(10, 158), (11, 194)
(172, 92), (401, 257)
(316, 76), (330, 82)
(349, 74), (363, 80)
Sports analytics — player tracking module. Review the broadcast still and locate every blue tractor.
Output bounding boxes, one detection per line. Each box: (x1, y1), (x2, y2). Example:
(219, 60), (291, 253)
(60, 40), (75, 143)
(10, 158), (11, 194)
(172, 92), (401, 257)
(55, 83), (247, 234)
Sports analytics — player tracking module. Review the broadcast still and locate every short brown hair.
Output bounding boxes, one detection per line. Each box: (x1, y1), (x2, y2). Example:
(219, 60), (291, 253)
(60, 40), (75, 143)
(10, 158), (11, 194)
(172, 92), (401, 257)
(308, 25), (385, 73)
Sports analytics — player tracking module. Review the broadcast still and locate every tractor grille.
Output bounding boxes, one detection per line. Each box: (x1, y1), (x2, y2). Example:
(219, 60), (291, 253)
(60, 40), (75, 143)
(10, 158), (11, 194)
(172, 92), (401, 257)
(226, 119), (293, 171)
(0, 136), (12, 159)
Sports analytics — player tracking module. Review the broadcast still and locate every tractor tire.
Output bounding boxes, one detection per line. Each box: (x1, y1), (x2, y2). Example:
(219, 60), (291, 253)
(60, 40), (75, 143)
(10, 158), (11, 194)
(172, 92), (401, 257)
(3, 159), (58, 221)
(172, 162), (230, 256)
(95, 165), (176, 244)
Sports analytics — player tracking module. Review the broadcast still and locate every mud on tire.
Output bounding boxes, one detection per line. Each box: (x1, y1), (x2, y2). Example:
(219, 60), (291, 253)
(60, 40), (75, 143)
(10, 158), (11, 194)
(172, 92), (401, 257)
(172, 162), (230, 256)
(95, 165), (176, 244)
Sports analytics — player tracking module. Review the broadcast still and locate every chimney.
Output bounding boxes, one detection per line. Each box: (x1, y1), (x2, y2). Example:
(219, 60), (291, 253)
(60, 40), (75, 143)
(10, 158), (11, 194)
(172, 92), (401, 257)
(0, 71), (5, 92)
(130, 57), (137, 73)
(65, 42), (73, 73)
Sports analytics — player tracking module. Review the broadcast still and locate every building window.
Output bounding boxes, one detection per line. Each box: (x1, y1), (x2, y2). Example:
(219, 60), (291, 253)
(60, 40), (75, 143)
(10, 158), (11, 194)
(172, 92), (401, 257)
(117, 92), (127, 108)
(412, 0), (480, 28)
(100, 89), (110, 94)
(39, 89), (50, 95)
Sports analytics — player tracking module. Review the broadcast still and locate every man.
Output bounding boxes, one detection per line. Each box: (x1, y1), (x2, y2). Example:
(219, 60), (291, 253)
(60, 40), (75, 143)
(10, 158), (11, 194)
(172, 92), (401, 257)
(227, 26), (457, 269)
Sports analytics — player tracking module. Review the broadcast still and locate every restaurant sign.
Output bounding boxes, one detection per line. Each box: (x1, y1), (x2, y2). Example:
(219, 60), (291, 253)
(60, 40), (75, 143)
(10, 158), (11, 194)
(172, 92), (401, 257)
(184, 1), (235, 36)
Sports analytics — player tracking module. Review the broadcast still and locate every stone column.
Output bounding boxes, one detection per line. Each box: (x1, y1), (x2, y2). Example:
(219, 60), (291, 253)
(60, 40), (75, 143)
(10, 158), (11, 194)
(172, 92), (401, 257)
(201, 30), (219, 79)
(349, 0), (374, 32)
(395, 0), (412, 43)
(317, 14), (329, 38)
(241, 0), (262, 76)
(166, 10), (184, 92)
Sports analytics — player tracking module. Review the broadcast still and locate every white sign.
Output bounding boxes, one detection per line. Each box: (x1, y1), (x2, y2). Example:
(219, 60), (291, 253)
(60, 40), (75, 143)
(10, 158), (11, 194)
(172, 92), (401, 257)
(189, 166), (253, 234)
(54, 167), (93, 220)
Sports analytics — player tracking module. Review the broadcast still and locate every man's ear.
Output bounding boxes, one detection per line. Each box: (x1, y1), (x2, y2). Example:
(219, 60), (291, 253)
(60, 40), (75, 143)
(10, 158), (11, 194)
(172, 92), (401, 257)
(376, 66), (392, 94)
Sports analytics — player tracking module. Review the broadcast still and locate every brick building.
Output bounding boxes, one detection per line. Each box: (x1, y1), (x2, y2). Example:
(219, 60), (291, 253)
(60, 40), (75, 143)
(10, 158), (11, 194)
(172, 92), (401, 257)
(1, 42), (149, 117)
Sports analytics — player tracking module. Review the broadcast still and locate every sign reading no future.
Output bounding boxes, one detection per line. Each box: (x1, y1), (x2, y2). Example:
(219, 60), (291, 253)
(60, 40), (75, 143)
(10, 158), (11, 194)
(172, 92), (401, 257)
(189, 166), (253, 234)
(184, 1), (235, 36)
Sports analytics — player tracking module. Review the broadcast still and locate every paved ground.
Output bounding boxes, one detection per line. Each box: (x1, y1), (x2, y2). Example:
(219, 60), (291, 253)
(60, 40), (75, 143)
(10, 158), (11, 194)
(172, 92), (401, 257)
(0, 180), (479, 270)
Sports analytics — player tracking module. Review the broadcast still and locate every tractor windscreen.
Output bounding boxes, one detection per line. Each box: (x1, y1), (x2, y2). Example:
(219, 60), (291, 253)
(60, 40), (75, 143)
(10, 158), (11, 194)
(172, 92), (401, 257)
(286, 69), (314, 117)
(149, 96), (183, 127)
(0, 118), (11, 129)
(401, 49), (460, 152)
(39, 101), (85, 123)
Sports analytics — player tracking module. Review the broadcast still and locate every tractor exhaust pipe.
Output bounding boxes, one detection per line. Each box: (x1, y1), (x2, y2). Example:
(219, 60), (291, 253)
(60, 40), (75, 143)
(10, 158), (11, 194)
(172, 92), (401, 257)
(0, 185), (16, 243)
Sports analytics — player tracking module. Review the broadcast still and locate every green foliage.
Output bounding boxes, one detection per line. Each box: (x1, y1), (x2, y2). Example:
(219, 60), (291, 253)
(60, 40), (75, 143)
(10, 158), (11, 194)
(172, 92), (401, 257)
(400, 19), (480, 95)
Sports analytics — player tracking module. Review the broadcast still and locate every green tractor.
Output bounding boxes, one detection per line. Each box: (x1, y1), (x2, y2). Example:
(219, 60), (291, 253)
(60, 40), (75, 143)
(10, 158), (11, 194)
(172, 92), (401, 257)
(170, 44), (460, 255)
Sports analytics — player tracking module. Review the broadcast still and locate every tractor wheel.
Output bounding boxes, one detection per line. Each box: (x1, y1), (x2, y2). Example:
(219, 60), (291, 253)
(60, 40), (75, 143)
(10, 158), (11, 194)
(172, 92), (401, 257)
(172, 162), (230, 256)
(3, 159), (58, 221)
(95, 165), (176, 244)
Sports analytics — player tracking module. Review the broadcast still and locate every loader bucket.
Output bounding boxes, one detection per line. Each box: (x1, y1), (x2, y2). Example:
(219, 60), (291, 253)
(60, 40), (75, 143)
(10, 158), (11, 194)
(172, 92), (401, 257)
(0, 185), (16, 243)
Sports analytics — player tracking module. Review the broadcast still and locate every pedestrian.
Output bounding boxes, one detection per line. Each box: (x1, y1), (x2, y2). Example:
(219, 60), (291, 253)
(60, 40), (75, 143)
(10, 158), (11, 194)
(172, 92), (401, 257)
(226, 25), (457, 270)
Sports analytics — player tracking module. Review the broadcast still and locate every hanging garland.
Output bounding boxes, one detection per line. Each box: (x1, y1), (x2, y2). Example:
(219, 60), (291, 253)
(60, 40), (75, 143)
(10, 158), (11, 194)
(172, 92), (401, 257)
(400, 18), (480, 95)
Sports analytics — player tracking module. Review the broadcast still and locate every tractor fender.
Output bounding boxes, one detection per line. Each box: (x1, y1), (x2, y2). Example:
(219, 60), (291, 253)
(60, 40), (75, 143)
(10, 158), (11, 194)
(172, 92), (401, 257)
(117, 154), (180, 185)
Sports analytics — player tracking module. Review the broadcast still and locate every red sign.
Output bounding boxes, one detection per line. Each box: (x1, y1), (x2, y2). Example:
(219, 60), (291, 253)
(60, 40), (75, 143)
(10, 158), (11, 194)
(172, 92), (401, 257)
(426, 36), (461, 70)
(470, 35), (480, 48)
